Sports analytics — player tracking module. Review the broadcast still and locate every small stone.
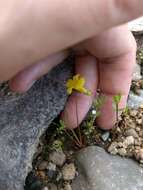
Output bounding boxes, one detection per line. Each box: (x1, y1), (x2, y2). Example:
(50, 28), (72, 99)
(101, 132), (110, 142)
(136, 127), (140, 132)
(136, 118), (143, 125)
(92, 110), (96, 115)
(125, 128), (138, 138)
(117, 142), (124, 148)
(123, 136), (135, 146)
(56, 171), (62, 182)
(64, 183), (72, 190)
(134, 138), (142, 146)
(48, 183), (57, 190)
(42, 187), (49, 190)
(37, 171), (46, 179)
(49, 151), (66, 166)
(47, 162), (57, 179)
(62, 163), (76, 180)
(47, 162), (56, 171)
(129, 17), (143, 34)
(118, 148), (127, 157)
(37, 161), (48, 170)
(135, 149), (143, 162)
(108, 142), (118, 155)
(130, 110), (138, 117)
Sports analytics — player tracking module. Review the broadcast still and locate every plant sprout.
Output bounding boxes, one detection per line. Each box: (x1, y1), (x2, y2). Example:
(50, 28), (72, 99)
(113, 93), (122, 123)
(93, 95), (106, 118)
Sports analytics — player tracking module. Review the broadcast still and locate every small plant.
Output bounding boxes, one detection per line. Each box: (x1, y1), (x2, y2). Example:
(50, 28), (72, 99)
(56, 120), (65, 135)
(123, 106), (129, 116)
(113, 93), (122, 123)
(51, 140), (64, 152)
(93, 95), (106, 118)
(54, 118), (84, 149)
(82, 113), (95, 141)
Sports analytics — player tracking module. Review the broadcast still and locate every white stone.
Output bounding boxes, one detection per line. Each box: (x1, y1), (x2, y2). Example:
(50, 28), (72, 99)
(128, 17), (143, 34)
(92, 110), (96, 115)
(124, 136), (135, 146)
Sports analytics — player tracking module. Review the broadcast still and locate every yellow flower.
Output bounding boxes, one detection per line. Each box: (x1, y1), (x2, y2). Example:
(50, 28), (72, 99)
(66, 74), (91, 96)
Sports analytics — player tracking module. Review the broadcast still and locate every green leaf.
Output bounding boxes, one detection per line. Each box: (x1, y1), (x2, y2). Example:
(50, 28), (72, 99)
(113, 94), (122, 104)
(94, 95), (106, 110)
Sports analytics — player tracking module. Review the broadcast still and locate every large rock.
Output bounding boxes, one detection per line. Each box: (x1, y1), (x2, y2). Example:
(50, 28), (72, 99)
(72, 146), (143, 190)
(0, 58), (73, 190)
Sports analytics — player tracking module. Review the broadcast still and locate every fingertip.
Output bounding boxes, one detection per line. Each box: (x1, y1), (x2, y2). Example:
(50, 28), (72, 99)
(9, 75), (36, 93)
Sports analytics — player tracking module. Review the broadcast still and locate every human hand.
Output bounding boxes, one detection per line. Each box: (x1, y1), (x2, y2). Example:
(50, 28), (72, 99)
(0, 1), (140, 129)
(9, 25), (136, 129)
(0, 0), (142, 81)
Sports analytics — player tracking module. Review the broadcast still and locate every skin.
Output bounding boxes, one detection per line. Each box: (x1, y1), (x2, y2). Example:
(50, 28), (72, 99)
(0, 0), (141, 129)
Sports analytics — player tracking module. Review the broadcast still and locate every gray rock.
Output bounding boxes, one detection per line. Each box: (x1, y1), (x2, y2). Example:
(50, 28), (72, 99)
(0, 58), (73, 190)
(72, 146), (143, 190)
(49, 151), (66, 166)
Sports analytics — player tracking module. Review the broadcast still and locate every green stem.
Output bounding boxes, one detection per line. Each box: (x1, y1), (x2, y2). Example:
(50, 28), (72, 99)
(75, 100), (82, 145)
(65, 130), (81, 147)
(71, 129), (82, 146)
(116, 104), (119, 123)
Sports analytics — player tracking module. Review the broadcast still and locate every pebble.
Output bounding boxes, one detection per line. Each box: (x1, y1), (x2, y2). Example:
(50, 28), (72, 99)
(92, 110), (96, 115)
(37, 161), (48, 170)
(49, 151), (66, 166)
(101, 132), (110, 142)
(56, 171), (62, 182)
(125, 128), (138, 138)
(37, 171), (46, 179)
(62, 163), (76, 181)
(64, 183), (72, 190)
(130, 110), (138, 117)
(108, 142), (118, 155)
(129, 17), (143, 34)
(47, 162), (56, 171)
(42, 187), (49, 190)
(47, 183), (57, 190)
(123, 136), (135, 146)
(135, 149), (143, 162)
(47, 162), (57, 179)
(118, 148), (127, 157)
(136, 118), (143, 125)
